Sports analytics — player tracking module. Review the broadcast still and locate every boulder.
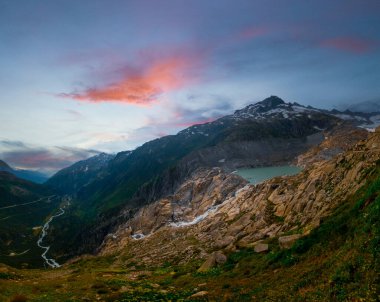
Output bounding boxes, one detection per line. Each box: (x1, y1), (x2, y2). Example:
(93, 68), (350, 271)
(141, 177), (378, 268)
(215, 235), (235, 249)
(190, 291), (208, 299)
(214, 251), (227, 264)
(253, 243), (269, 253)
(197, 255), (215, 272)
(197, 251), (226, 272)
(278, 234), (302, 249)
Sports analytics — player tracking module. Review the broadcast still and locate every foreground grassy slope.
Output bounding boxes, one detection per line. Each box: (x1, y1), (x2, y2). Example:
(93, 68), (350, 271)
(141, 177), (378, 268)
(1, 162), (379, 301)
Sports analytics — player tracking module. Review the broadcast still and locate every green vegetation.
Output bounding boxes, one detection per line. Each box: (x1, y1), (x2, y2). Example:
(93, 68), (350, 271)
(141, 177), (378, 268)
(0, 172), (59, 268)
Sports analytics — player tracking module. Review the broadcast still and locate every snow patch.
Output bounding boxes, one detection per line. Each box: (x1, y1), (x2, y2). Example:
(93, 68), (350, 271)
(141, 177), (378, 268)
(169, 207), (217, 227)
(170, 184), (250, 228)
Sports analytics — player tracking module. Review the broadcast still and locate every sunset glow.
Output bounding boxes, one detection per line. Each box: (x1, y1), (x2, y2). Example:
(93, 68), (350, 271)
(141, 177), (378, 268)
(0, 0), (379, 173)
(60, 56), (196, 104)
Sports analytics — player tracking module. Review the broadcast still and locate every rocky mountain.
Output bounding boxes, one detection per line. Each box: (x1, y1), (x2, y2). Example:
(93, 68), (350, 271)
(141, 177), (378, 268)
(1, 126), (379, 302)
(100, 126), (377, 261)
(0, 159), (48, 184)
(45, 96), (352, 260)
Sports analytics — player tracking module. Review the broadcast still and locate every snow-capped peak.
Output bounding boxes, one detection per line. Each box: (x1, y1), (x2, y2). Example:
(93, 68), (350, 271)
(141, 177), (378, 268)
(230, 96), (317, 121)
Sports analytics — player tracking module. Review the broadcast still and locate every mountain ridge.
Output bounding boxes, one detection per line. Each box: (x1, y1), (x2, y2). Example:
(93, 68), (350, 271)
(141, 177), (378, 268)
(1, 123), (378, 302)
(45, 152), (115, 194)
(45, 96), (359, 261)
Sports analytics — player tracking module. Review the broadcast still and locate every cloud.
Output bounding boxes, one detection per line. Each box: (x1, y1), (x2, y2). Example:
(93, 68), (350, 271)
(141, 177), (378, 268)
(237, 26), (270, 41)
(57, 24), (270, 107)
(66, 109), (83, 118)
(169, 95), (233, 127)
(130, 94), (234, 139)
(59, 55), (198, 105)
(74, 132), (128, 150)
(320, 37), (377, 54)
(0, 140), (101, 175)
(0, 140), (27, 148)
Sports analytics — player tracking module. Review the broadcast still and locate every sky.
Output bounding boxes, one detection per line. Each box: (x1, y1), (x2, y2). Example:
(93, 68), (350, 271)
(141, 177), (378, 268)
(0, 0), (380, 175)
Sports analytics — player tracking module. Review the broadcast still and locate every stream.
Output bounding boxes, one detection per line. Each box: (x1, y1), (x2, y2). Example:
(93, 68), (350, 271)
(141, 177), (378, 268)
(37, 207), (65, 268)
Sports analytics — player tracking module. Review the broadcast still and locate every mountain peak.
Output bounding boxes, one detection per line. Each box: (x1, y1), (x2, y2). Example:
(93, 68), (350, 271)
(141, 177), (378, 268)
(232, 96), (301, 119)
(258, 95), (285, 108)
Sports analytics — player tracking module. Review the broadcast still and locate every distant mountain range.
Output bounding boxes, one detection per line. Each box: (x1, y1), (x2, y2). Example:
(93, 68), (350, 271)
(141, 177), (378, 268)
(0, 160), (49, 184)
(338, 99), (380, 114)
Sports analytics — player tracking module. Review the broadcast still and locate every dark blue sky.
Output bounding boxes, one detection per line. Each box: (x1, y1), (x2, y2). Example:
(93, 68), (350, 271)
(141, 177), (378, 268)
(0, 0), (379, 173)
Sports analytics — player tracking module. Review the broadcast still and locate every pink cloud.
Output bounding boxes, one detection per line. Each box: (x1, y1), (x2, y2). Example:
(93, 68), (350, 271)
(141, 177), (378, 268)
(59, 55), (197, 105)
(320, 37), (376, 54)
(1, 143), (100, 173)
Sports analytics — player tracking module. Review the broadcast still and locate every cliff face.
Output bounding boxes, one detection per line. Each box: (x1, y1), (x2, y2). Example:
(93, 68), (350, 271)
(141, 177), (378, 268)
(297, 124), (368, 167)
(100, 127), (380, 267)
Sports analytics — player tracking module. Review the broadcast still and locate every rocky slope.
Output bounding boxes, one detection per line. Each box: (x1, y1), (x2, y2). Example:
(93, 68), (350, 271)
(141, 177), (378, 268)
(297, 124), (368, 167)
(1, 126), (379, 302)
(100, 127), (380, 269)
(1, 157), (379, 301)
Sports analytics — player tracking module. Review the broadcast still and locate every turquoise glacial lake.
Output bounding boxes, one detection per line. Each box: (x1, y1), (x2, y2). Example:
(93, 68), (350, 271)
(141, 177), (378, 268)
(235, 165), (302, 184)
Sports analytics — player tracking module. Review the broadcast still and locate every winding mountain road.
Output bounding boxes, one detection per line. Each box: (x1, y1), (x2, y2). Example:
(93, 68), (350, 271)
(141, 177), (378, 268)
(0, 195), (56, 210)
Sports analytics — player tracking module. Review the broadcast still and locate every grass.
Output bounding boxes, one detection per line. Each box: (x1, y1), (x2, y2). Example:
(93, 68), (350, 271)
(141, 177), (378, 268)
(0, 272), (15, 279)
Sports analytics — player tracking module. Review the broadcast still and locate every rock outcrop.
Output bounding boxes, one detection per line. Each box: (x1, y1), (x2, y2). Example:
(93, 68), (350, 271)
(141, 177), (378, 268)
(100, 127), (380, 268)
(253, 243), (269, 253)
(197, 251), (227, 272)
(278, 234), (303, 249)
